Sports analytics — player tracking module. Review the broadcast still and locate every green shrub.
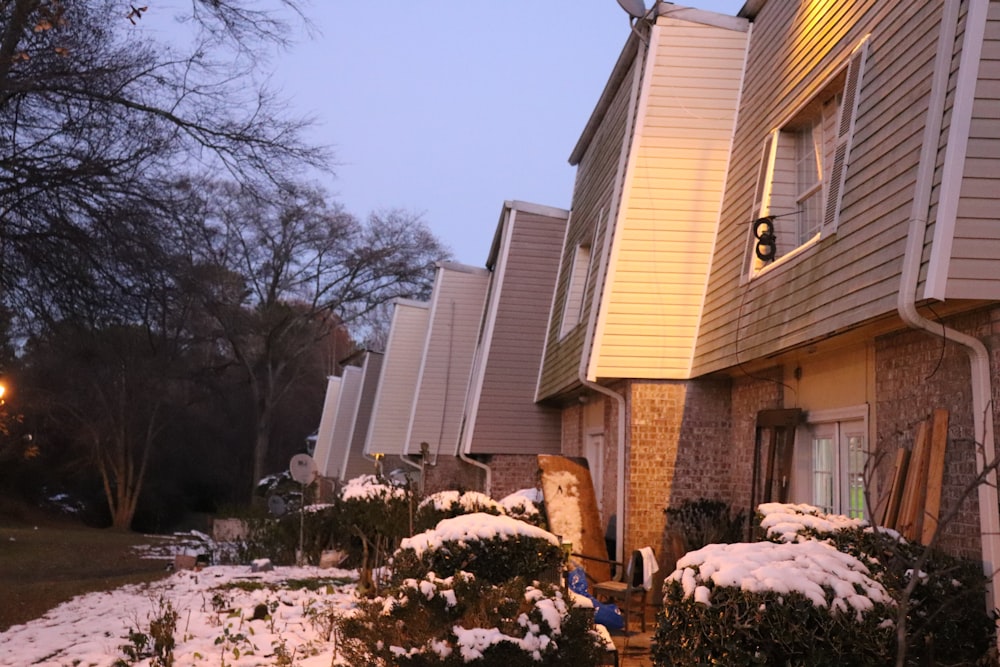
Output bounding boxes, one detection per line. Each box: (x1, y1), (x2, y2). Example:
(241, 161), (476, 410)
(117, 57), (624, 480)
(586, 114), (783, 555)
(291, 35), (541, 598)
(655, 539), (896, 666)
(219, 504), (347, 566)
(414, 490), (504, 533)
(656, 581), (894, 666)
(391, 513), (564, 585)
(757, 503), (997, 665)
(497, 489), (547, 529)
(339, 569), (607, 665)
(664, 497), (745, 552)
(338, 474), (415, 593)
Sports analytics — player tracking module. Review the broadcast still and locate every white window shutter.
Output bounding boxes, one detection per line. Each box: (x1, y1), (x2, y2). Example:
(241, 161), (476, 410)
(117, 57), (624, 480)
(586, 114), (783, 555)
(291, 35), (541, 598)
(823, 37), (869, 233)
(745, 130), (780, 272)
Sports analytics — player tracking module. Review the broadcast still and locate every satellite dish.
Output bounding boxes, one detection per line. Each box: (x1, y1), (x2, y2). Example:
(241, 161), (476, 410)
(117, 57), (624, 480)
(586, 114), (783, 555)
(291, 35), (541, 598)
(267, 495), (287, 517)
(289, 453), (318, 485)
(616, 0), (647, 19)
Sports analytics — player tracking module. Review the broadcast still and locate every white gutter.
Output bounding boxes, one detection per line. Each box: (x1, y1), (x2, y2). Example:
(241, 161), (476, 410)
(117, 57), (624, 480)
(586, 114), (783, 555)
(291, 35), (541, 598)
(898, 0), (1000, 617)
(578, 25), (649, 564)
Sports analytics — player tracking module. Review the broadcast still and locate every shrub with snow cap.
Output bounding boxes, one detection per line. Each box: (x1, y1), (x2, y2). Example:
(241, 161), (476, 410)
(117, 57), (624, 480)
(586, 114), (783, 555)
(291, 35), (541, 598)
(392, 513), (563, 585)
(655, 503), (996, 666)
(669, 540), (894, 621)
(498, 488), (546, 528)
(657, 539), (895, 666)
(414, 490), (505, 532)
(338, 510), (607, 666)
(757, 502), (867, 543)
(338, 474), (414, 593)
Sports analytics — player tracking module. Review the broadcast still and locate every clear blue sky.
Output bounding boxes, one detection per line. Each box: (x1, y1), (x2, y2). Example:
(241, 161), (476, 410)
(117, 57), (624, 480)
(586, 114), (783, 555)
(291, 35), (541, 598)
(159, 2), (747, 264)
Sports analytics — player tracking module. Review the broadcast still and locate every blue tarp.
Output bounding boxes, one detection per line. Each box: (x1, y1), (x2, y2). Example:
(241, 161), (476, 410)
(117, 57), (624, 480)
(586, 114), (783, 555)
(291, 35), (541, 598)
(566, 565), (624, 631)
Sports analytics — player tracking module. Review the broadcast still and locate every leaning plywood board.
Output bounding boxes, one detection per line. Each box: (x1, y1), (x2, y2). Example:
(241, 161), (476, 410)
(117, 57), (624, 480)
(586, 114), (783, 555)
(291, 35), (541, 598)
(920, 409), (949, 545)
(897, 419), (931, 541)
(538, 454), (611, 583)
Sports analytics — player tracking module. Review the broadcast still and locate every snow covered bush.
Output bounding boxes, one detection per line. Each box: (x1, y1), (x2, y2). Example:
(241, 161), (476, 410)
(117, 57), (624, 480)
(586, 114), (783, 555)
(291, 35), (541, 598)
(498, 488), (547, 528)
(758, 503), (997, 666)
(413, 489), (548, 533)
(392, 513), (564, 585)
(655, 539), (896, 666)
(413, 490), (505, 532)
(654, 503), (998, 666)
(338, 513), (608, 666)
(338, 474), (414, 594)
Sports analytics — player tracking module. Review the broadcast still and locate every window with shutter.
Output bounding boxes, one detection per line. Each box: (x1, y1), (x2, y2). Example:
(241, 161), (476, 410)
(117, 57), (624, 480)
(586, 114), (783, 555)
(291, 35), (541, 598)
(559, 243), (591, 338)
(746, 37), (869, 277)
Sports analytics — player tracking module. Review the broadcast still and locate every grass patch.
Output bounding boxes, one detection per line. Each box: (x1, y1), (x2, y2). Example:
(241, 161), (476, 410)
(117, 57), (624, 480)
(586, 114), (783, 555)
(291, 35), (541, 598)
(0, 522), (174, 631)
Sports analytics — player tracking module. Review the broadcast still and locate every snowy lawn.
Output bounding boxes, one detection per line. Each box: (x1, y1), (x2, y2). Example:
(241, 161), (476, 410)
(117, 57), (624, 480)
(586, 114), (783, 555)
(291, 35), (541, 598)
(0, 562), (360, 666)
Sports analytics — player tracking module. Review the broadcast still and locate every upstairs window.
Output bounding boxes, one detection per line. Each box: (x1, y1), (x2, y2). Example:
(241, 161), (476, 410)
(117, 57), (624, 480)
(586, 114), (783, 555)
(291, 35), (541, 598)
(747, 37), (869, 276)
(560, 243), (591, 338)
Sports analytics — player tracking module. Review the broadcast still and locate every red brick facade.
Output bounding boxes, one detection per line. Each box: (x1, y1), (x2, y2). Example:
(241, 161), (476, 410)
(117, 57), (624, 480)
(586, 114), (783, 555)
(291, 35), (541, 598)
(488, 454), (544, 501)
(622, 380), (732, 570)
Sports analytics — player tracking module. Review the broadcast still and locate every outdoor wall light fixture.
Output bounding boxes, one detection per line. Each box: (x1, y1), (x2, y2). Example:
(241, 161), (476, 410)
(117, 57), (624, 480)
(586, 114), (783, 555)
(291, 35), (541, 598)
(753, 216), (777, 261)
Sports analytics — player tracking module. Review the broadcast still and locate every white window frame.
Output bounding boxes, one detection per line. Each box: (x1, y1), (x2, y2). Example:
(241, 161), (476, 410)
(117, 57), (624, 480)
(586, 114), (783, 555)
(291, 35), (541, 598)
(744, 36), (869, 281)
(790, 405), (870, 519)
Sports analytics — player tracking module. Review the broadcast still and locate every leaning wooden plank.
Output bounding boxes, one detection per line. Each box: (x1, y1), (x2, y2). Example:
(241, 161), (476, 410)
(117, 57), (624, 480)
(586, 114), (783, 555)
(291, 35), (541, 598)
(880, 448), (910, 529)
(920, 409), (950, 545)
(897, 419), (931, 541)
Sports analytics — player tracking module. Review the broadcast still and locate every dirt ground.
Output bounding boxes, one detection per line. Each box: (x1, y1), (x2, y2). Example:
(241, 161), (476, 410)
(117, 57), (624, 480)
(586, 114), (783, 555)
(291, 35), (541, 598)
(0, 504), (173, 632)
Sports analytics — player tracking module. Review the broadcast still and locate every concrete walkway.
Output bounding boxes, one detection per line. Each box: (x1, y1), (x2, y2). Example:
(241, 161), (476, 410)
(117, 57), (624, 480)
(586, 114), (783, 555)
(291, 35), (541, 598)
(609, 628), (655, 667)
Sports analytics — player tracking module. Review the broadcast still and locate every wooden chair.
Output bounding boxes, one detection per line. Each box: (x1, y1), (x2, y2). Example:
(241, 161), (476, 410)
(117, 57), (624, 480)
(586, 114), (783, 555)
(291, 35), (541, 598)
(591, 549), (651, 632)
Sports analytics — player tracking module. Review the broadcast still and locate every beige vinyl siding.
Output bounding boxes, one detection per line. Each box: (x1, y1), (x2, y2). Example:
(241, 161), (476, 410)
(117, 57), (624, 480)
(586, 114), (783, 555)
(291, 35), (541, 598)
(537, 39), (638, 401)
(341, 352), (383, 481)
(364, 300), (430, 456)
(693, 0), (945, 376)
(312, 376), (342, 477)
(407, 264), (490, 458)
(466, 205), (565, 456)
(325, 366), (362, 482)
(945, 1), (1000, 300)
(592, 16), (748, 380)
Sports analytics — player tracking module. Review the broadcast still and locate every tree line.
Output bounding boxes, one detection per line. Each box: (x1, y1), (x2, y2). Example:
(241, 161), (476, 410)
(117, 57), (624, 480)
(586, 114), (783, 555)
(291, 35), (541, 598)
(0, 0), (449, 529)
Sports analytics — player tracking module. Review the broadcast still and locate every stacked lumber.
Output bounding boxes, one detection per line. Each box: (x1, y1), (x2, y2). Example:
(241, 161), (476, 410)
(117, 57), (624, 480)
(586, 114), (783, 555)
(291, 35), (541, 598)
(878, 408), (948, 545)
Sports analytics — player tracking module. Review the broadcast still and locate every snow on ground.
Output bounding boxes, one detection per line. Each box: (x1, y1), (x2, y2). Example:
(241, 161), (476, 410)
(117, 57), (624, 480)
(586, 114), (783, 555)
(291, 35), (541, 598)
(1, 501), (892, 666)
(0, 564), (359, 667)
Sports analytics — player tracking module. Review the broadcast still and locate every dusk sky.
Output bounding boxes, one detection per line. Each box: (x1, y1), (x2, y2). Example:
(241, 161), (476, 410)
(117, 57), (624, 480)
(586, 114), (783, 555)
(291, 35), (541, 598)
(152, 1), (747, 264)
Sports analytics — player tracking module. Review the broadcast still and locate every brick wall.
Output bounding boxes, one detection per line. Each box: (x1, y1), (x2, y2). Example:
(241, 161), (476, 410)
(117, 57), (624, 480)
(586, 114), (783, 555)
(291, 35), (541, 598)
(874, 307), (1000, 560)
(489, 454), (543, 501)
(422, 456), (485, 496)
(728, 368), (784, 518)
(625, 379), (731, 574)
(561, 403), (584, 457)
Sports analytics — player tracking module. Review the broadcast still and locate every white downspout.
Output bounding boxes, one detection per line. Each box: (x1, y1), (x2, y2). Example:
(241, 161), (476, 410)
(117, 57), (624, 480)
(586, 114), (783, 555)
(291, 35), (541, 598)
(459, 440), (492, 497)
(898, 0), (1000, 616)
(578, 28), (648, 564)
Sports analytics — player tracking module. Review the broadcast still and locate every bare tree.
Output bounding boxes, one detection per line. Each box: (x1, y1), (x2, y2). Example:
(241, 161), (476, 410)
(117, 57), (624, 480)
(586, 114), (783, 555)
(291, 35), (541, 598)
(20, 322), (181, 529)
(0, 0), (328, 331)
(171, 180), (449, 494)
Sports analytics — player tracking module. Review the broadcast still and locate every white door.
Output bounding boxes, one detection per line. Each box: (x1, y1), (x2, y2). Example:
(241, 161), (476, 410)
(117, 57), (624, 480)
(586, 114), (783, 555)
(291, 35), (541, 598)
(584, 431), (604, 517)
